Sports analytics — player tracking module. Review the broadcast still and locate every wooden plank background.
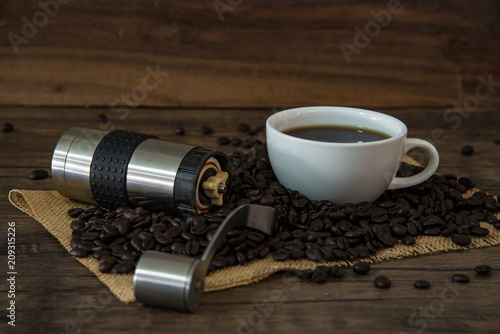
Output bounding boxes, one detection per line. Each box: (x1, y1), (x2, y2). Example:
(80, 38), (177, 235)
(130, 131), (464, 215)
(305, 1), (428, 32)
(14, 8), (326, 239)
(0, 0), (499, 108)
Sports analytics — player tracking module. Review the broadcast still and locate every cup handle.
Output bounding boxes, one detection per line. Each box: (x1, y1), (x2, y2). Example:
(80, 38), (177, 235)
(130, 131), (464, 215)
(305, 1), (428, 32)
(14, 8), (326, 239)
(387, 138), (440, 190)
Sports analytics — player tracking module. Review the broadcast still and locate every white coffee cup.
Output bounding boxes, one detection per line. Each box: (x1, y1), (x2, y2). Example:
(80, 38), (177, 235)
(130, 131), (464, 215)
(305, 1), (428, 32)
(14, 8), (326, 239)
(266, 106), (439, 205)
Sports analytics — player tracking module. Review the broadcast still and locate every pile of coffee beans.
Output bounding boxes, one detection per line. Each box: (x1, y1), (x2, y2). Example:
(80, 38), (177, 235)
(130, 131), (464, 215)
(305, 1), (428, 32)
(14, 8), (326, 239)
(67, 130), (500, 276)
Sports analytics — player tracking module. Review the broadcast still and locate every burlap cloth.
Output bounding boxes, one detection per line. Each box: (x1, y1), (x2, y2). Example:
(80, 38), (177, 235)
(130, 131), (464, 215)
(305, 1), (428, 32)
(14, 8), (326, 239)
(8, 183), (500, 304)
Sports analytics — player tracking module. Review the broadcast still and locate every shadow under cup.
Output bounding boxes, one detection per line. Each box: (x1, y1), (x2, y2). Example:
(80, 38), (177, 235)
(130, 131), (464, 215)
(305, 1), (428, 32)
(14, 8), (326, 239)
(266, 106), (439, 205)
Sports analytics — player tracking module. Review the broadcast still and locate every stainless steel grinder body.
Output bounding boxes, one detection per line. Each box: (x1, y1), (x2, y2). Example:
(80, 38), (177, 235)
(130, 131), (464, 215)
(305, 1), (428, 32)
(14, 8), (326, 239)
(51, 128), (230, 217)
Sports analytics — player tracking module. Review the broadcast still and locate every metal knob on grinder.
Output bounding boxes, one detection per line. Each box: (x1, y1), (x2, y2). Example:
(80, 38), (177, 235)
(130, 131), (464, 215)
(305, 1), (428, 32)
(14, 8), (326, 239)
(51, 127), (231, 217)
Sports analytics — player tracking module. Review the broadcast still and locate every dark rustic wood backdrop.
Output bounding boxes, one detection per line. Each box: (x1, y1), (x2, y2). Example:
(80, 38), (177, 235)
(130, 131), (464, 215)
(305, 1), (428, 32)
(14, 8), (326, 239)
(1, 0), (499, 109)
(1, 1), (500, 334)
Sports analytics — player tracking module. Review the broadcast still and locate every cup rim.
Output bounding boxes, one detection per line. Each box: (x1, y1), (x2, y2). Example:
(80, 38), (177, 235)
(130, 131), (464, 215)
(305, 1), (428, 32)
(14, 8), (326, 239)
(266, 106), (408, 146)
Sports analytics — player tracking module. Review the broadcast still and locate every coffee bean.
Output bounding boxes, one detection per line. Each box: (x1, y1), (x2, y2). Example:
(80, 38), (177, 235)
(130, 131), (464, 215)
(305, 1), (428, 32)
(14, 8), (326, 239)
(401, 235), (415, 245)
(452, 273), (470, 283)
(201, 126), (213, 134)
(216, 137), (230, 145)
(272, 249), (289, 261)
(289, 248), (305, 260)
(111, 260), (135, 274)
(175, 127), (185, 135)
(305, 248), (323, 262)
(353, 261), (371, 275)
(28, 169), (49, 180)
(451, 234), (472, 246)
(374, 276), (391, 288)
(311, 267), (329, 283)
(296, 269), (314, 280)
(69, 248), (88, 257)
(469, 226), (489, 237)
(2, 123), (13, 132)
(458, 177), (475, 189)
(414, 280), (431, 289)
(461, 145), (474, 155)
(474, 265), (492, 276)
(99, 256), (117, 273)
(70, 219), (86, 230)
(230, 137), (243, 146)
(330, 265), (345, 278)
(238, 123), (251, 132)
(259, 195), (275, 206)
(391, 224), (407, 238)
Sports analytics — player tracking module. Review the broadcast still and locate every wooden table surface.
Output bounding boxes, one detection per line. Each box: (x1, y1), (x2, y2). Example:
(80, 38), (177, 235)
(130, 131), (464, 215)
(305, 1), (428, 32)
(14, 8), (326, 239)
(0, 107), (499, 334)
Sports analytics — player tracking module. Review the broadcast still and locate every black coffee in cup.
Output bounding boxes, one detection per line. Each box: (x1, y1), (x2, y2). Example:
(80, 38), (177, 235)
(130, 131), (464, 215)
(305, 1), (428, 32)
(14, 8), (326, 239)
(283, 125), (391, 143)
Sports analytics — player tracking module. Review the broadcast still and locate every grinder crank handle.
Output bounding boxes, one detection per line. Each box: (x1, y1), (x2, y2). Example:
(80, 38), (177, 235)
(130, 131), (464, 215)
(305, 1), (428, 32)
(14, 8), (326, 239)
(133, 204), (281, 312)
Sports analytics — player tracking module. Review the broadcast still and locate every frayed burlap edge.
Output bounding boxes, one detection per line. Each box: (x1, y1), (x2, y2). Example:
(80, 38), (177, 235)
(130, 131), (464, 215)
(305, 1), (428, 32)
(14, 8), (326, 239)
(9, 188), (500, 304)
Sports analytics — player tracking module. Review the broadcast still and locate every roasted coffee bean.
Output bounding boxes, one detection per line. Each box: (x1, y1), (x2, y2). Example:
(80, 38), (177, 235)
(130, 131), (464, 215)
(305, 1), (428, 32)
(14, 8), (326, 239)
(257, 246), (270, 258)
(305, 248), (323, 262)
(296, 269), (314, 280)
(231, 137), (243, 146)
(336, 236), (350, 250)
(452, 274), (470, 283)
(451, 234), (472, 246)
(68, 208), (84, 218)
(238, 123), (251, 132)
(458, 177), (475, 189)
(289, 248), (306, 260)
(311, 267), (329, 283)
(330, 265), (345, 278)
(391, 224), (407, 238)
(70, 220), (86, 230)
(469, 226), (489, 237)
(377, 232), (397, 247)
(93, 249), (110, 260)
(2, 123), (13, 132)
(236, 251), (246, 265)
(99, 256), (117, 273)
(166, 226), (182, 238)
(401, 235), (415, 245)
(353, 261), (371, 275)
(96, 114), (108, 123)
(371, 211), (388, 223)
(175, 127), (185, 135)
(201, 126), (213, 134)
(414, 280), (431, 289)
(216, 137), (230, 145)
(474, 265), (492, 276)
(259, 195), (275, 206)
(272, 249), (289, 261)
(461, 145), (474, 156)
(374, 276), (391, 288)
(111, 260), (135, 274)
(69, 248), (88, 257)
(423, 227), (441, 236)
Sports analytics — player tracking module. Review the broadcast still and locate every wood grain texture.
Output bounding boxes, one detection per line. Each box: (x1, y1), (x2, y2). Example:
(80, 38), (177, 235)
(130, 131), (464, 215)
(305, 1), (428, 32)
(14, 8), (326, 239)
(0, 107), (499, 334)
(0, 0), (499, 108)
